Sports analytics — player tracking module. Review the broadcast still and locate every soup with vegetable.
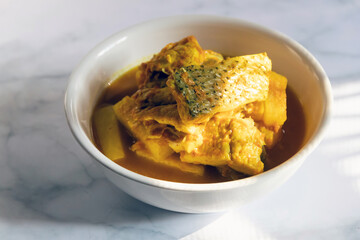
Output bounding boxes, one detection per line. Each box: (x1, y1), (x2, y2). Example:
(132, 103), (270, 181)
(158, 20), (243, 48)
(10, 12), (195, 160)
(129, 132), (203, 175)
(91, 36), (306, 183)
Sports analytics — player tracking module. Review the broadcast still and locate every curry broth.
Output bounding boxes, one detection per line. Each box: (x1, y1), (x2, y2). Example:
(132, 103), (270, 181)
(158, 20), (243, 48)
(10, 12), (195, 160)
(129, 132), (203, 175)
(92, 67), (306, 183)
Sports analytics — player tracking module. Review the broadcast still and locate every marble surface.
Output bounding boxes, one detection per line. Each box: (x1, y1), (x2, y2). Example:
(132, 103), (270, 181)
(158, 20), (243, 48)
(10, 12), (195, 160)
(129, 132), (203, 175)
(1, 0), (360, 239)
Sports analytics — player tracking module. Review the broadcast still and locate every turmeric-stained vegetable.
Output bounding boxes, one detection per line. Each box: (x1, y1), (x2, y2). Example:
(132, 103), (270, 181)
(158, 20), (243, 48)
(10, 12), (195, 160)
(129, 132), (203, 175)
(131, 141), (205, 176)
(93, 105), (125, 160)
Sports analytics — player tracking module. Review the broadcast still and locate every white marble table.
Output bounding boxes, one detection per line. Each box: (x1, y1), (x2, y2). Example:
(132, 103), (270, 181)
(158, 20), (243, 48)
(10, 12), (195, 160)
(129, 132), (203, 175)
(1, 0), (359, 239)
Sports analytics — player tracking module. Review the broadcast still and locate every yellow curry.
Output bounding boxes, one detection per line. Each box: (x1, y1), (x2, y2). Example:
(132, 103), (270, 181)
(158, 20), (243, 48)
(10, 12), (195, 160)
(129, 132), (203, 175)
(92, 36), (306, 183)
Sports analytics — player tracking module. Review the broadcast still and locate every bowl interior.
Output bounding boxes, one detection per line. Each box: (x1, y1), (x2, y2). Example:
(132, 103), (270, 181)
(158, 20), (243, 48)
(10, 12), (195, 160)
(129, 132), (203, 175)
(66, 16), (330, 187)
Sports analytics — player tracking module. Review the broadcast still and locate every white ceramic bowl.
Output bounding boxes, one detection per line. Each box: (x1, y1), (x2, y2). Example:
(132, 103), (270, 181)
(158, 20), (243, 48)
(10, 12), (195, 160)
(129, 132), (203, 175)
(64, 15), (332, 213)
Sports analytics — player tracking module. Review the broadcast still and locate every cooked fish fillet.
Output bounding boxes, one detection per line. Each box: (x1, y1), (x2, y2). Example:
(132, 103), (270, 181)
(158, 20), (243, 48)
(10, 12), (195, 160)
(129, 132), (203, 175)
(134, 104), (206, 153)
(228, 118), (264, 175)
(167, 53), (271, 124)
(180, 116), (233, 166)
(113, 96), (175, 160)
(132, 87), (176, 109)
(136, 104), (205, 134)
(136, 36), (206, 88)
(203, 50), (224, 65)
(180, 114), (265, 175)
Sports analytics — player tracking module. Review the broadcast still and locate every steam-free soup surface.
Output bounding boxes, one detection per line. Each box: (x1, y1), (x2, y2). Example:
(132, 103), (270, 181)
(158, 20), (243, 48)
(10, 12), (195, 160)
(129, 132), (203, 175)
(92, 67), (306, 183)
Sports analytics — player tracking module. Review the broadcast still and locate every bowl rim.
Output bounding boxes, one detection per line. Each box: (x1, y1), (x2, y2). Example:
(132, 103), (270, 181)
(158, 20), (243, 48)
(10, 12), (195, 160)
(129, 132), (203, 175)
(64, 15), (333, 192)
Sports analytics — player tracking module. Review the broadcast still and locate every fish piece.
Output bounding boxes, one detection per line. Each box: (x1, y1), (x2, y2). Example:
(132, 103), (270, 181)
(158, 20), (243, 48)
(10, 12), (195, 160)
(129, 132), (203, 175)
(167, 53), (271, 124)
(136, 36), (206, 88)
(228, 118), (264, 175)
(180, 116), (232, 166)
(113, 96), (202, 157)
(132, 87), (176, 109)
(113, 96), (175, 160)
(112, 96), (145, 139)
(168, 133), (204, 153)
(180, 115), (265, 175)
(203, 50), (224, 65)
(256, 124), (283, 149)
(136, 104), (205, 134)
(134, 104), (206, 153)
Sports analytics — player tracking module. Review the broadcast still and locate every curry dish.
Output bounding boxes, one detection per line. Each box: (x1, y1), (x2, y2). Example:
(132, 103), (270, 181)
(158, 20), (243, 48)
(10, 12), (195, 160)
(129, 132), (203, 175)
(92, 36), (306, 183)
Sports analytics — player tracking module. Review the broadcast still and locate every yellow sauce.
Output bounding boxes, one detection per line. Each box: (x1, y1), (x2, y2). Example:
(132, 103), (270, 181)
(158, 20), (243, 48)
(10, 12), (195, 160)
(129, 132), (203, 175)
(92, 67), (306, 183)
